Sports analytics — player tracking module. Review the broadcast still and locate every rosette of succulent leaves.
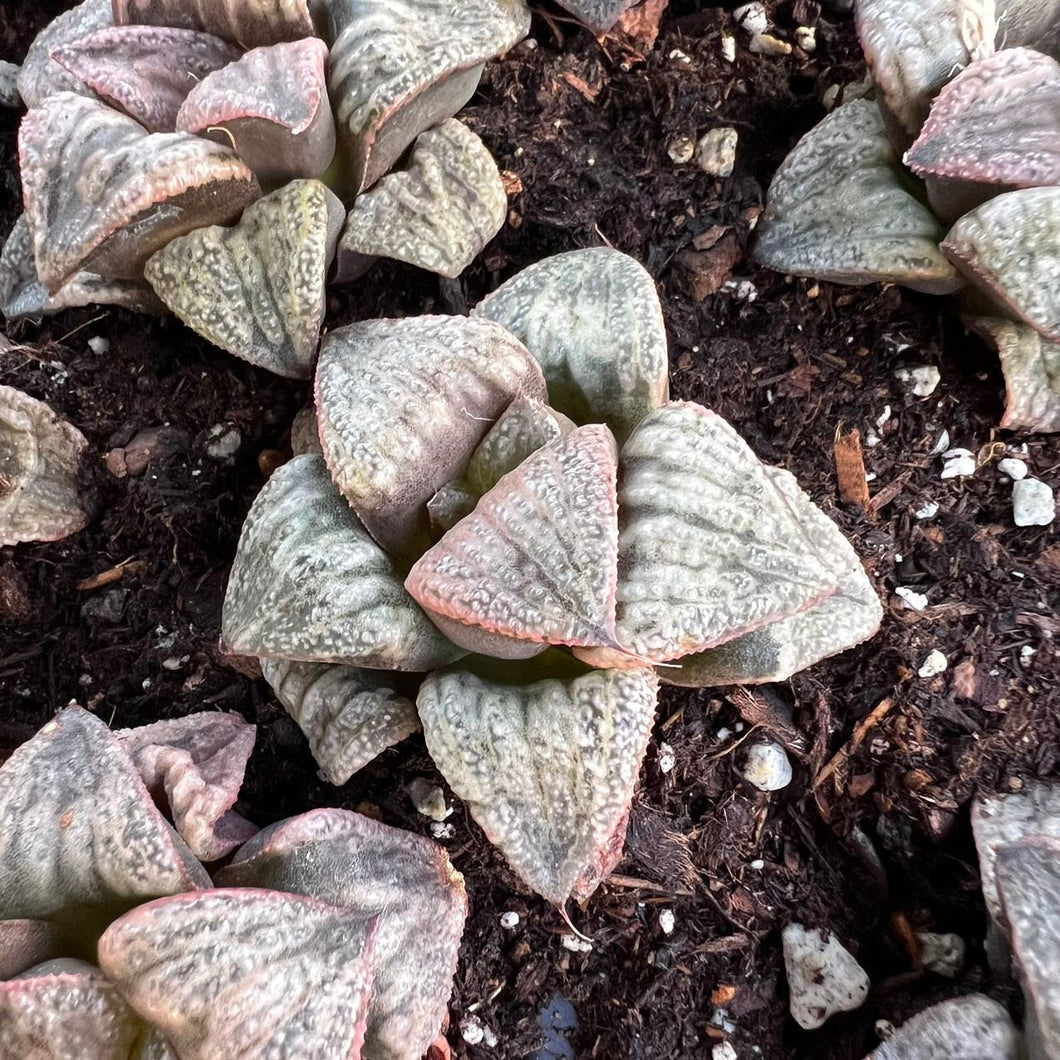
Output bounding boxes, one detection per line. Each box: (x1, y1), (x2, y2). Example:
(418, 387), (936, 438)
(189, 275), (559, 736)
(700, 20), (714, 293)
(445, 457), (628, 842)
(754, 0), (1060, 434)
(221, 246), (884, 925)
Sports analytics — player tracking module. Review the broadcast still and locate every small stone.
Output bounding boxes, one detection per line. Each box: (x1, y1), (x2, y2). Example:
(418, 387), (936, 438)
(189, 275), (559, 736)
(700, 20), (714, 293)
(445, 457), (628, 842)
(205, 423), (241, 460)
(430, 821), (455, 840)
(740, 738), (792, 792)
(749, 33), (792, 56)
(695, 127), (738, 178)
(782, 923), (870, 1030)
(733, 2), (769, 35)
(658, 909), (675, 935)
(750, 858), (765, 870)
(0, 60), (19, 109)
(795, 26), (816, 52)
(918, 650), (948, 679)
(657, 741), (676, 774)
(80, 588), (128, 624)
(87, 336), (109, 355)
(916, 931), (965, 977)
(941, 449), (976, 479)
(500, 911), (520, 929)
(895, 586), (928, 611)
(998, 458), (1028, 481)
(721, 34), (737, 62)
(721, 278), (757, 301)
(894, 364), (940, 397)
(1012, 478), (1055, 527)
(713, 1044), (738, 1060)
(822, 84), (841, 109)
(929, 430), (950, 456)
(1021, 645), (1037, 664)
(561, 933), (593, 953)
(460, 1016), (485, 1046)
(408, 777), (451, 822)
(668, 136), (695, 164)
(914, 501), (939, 520)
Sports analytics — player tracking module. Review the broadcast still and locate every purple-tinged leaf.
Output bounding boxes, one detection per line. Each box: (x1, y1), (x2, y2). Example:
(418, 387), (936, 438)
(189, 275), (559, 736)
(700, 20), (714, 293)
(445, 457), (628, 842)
(855, 0), (996, 148)
(0, 385), (91, 548)
(17, 0), (112, 109)
(972, 316), (1060, 433)
(867, 994), (1019, 1059)
(426, 480), (479, 536)
(661, 466), (882, 686)
(144, 179), (343, 378)
(112, 0), (314, 49)
(474, 247), (669, 442)
(117, 712), (257, 863)
(0, 61), (19, 108)
(98, 888), (378, 1060)
(418, 665), (658, 905)
(51, 26), (241, 134)
(18, 93), (260, 292)
(222, 454), (464, 670)
(407, 425), (621, 659)
(995, 0), (1060, 55)
(613, 402), (840, 662)
(315, 314), (546, 556)
(0, 959), (145, 1060)
(318, 0), (530, 192)
(176, 38), (335, 186)
(260, 659), (420, 784)
(943, 187), (1060, 341)
(552, 0), (638, 32)
(215, 809), (467, 1060)
(0, 920), (62, 979)
(570, 807), (629, 902)
(754, 100), (961, 294)
(0, 707), (209, 925)
(336, 118), (505, 280)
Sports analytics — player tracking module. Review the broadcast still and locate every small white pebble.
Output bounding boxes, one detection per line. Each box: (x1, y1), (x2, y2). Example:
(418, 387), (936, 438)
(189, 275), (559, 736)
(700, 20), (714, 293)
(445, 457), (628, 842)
(918, 650), (948, 678)
(561, 933), (593, 953)
(1021, 645), (1037, 664)
(407, 778), (451, 822)
(894, 364), (941, 397)
(500, 911), (520, 929)
(782, 924), (870, 1030)
(916, 931), (965, 978)
(87, 336), (109, 355)
(749, 32), (792, 55)
(668, 136), (695, 164)
(895, 587), (928, 611)
(875, 405), (892, 430)
(695, 127), (738, 178)
(740, 739), (792, 792)
(460, 1016), (485, 1046)
(668, 48), (692, 64)
(941, 451), (976, 479)
(716, 727), (732, 741)
(721, 278), (757, 302)
(795, 25), (816, 52)
(713, 1043), (738, 1060)
(430, 822), (455, 840)
(733, 2), (768, 34)
(750, 858), (765, 870)
(929, 430), (951, 456)
(876, 1019), (896, 1040)
(864, 430), (881, 448)
(997, 457), (1028, 480)
(483, 1027), (499, 1048)
(658, 909), (676, 935)
(721, 34), (737, 62)
(205, 423), (241, 460)
(914, 501), (939, 520)
(658, 741), (676, 774)
(865, 472), (877, 483)
(822, 83), (841, 109)
(1012, 478), (1055, 527)
(711, 1008), (736, 1034)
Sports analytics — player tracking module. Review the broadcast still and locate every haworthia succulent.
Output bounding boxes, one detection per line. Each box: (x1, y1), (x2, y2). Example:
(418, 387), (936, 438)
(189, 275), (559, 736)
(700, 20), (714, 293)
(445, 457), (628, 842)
(614, 402), (840, 662)
(474, 246), (670, 442)
(98, 889), (378, 1060)
(417, 666), (658, 905)
(260, 658), (421, 784)
(406, 425), (622, 659)
(0, 920), (62, 980)
(994, 0), (1060, 55)
(216, 809), (467, 1060)
(973, 317), (1060, 434)
(145, 179), (344, 378)
(221, 454), (464, 670)
(176, 38), (336, 186)
(113, 0), (314, 49)
(753, 100), (960, 294)
(314, 314), (546, 556)
(51, 26), (241, 133)
(553, 0), (639, 32)
(866, 995), (1019, 1059)
(336, 118), (506, 280)
(18, 93), (259, 291)
(0, 385), (91, 548)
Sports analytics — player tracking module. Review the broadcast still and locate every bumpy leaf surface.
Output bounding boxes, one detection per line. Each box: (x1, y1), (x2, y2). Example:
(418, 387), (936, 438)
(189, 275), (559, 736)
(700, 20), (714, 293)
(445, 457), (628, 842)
(222, 454), (463, 670)
(553, 0), (639, 32)
(0, 707), (208, 925)
(113, 0), (314, 48)
(474, 247), (669, 441)
(18, 93), (259, 291)
(867, 995), (1019, 1059)
(943, 187), (1060, 341)
(418, 666), (658, 904)
(974, 317), (1060, 433)
(754, 100), (959, 294)
(995, 0), (1060, 54)
(662, 467), (882, 685)
(315, 314), (546, 555)
(0, 920), (61, 979)
(17, 0), (112, 108)
(260, 658), (421, 784)
(318, 0), (530, 190)
(215, 809), (467, 1060)
(0, 385), (91, 548)
(176, 38), (335, 185)
(117, 712), (257, 862)
(145, 179), (342, 378)
(51, 26), (241, 133)
(98, 889), (377, 1060)
(407, 425), (621, 659)
(614, 403), (840, 661)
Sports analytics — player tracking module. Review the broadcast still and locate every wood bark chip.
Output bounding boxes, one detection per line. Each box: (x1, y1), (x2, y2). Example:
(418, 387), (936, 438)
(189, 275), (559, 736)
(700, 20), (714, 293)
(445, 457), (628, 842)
(834, 425), (871, 507)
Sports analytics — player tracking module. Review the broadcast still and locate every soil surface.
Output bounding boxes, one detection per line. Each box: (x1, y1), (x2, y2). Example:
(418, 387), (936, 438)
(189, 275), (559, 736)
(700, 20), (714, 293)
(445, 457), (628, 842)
(1, 3), (1057, 1058)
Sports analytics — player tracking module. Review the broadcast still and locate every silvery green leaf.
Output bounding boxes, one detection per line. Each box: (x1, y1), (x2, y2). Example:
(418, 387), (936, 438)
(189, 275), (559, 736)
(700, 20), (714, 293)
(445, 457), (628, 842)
(972, 317), (1060, 433)
(113, 0), (314, 49)
(17, 0), (112, 109)
(866, 995), (1019, 1059)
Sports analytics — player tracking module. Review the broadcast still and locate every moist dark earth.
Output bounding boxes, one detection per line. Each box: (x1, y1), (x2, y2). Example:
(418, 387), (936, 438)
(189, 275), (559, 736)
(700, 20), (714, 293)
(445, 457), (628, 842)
(1, 2), (1057, 1058)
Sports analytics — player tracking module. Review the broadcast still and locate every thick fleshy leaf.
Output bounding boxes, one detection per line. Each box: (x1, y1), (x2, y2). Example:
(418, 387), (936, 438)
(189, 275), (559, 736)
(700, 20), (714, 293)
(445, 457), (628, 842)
(407, 425), (621, 660)
(215, 809), (467, 1060)
(0, 959), (145, 1060)
(0, 385), (91, 548)
(426, 480), (480, 536)
(972, 317), (1060, 433)
(661, 467), (882, 686)
(614, 402), (840, 662)
(144, 180), (343, 378)
(176, 38), (335, 186)
(315, 314), (546, 555)
(855, 0), (996, 147)
(117, 712), (257, 863)
(113, 0), (314, 49)
(867, 995), (1020, 1059)
(51, 26), (241, 133)
(260, 658), (421, 784)
(753, 100), (960, 294)
(995, 0), (1060, 55)
(474, 247), (669, 441)
(19, 93), (260, 291)
(0, 921), (62, 979)
(318, 0), (530, 191)
(16, 0), (112, 108)
(553, 0), (638, 32)
(418, 665), (658, 904)
(0, 707), (209, 926)
(98, 889), (377, 1060)
(222, 454), (463, 670)
(943, 187), (1060, 341)
(336, 118), (505, 280)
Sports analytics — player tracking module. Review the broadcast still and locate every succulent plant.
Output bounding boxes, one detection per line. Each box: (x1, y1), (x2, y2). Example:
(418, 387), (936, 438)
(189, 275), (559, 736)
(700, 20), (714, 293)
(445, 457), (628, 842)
(0, 706), (467, 1060)
(222, 248), (882, 911)
(754, 0), (1060, 433)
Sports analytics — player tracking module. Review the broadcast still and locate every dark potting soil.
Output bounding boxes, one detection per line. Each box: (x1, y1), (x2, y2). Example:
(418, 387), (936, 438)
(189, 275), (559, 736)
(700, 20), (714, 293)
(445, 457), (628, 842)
(1, 2), (1057, 1058)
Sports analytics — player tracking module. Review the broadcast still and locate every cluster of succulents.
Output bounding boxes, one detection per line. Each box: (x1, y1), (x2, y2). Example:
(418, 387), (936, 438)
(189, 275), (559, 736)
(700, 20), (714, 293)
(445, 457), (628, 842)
(754, 0), (1060, 434)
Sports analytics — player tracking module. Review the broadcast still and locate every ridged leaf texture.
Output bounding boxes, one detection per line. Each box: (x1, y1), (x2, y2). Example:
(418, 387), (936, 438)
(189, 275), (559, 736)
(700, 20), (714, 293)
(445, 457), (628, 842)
(974, 317), (1060, 433)
(994, 0), (1060, 54)
(17, 0), (112, 109)
(867, 995), (1019, 1059)
(552, 0), (638, 32)
(113, 0), (314, 49)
